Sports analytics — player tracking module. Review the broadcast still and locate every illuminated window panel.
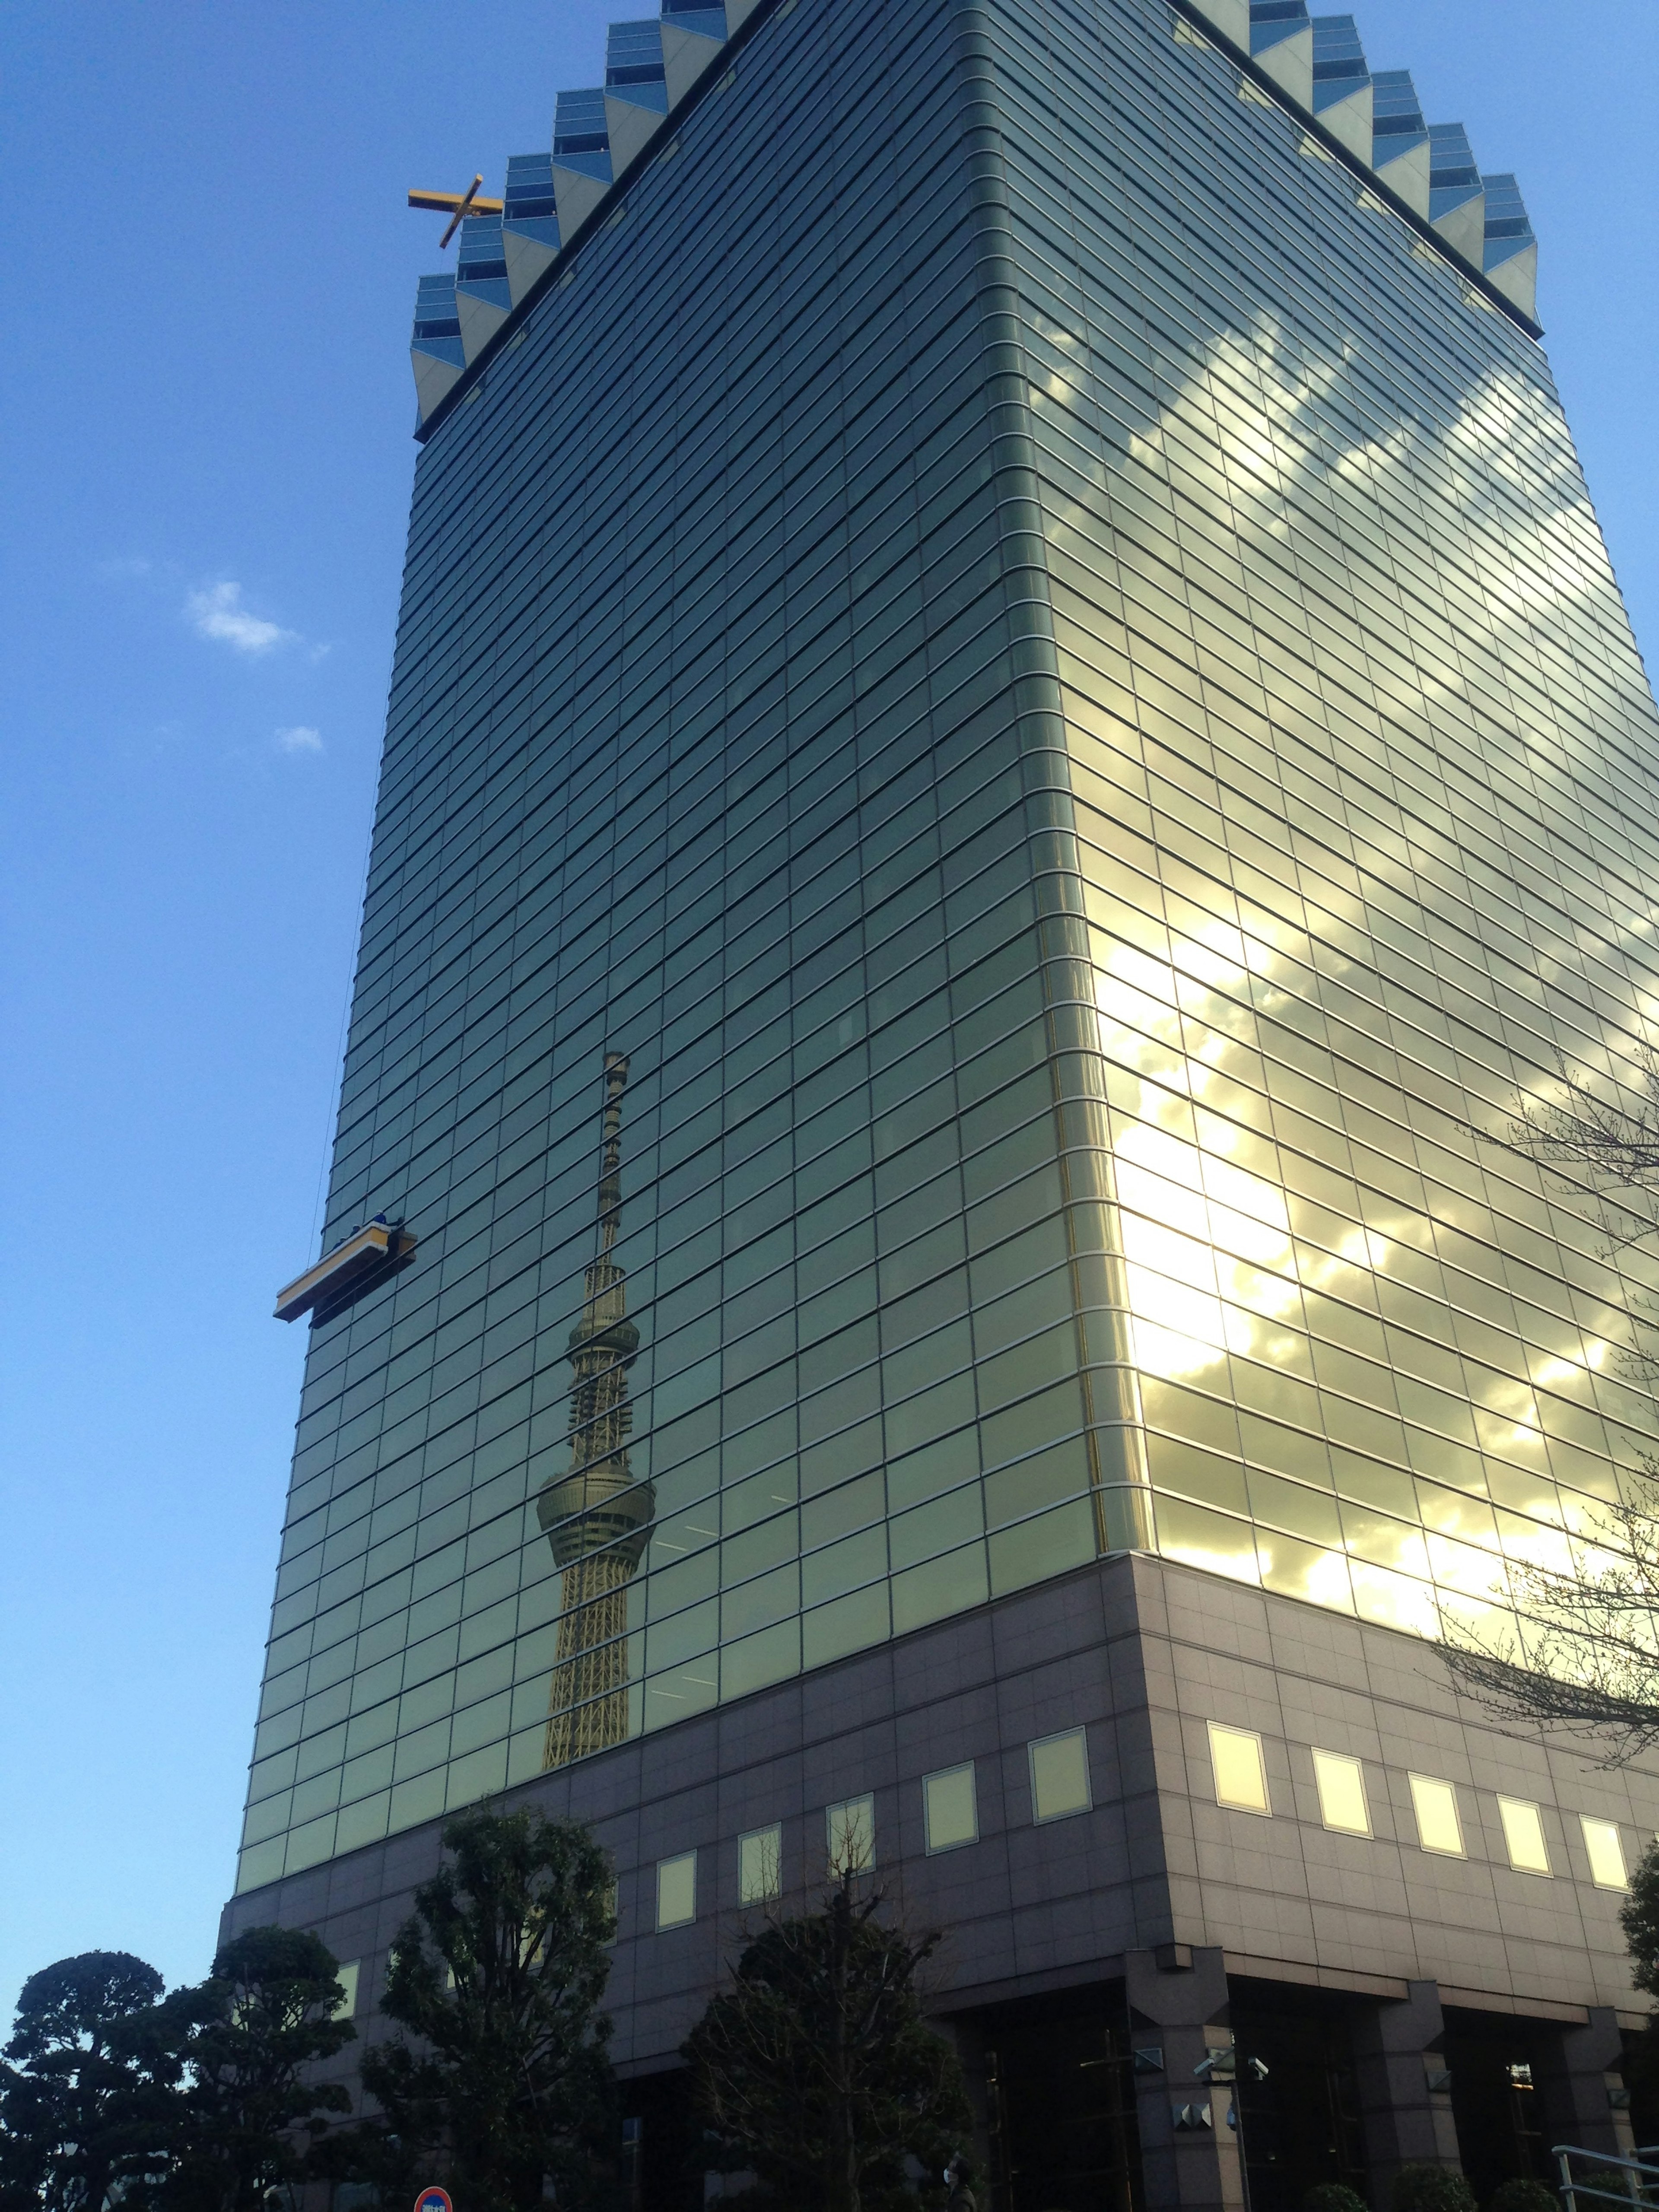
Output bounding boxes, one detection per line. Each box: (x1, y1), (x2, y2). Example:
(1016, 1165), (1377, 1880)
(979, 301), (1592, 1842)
(1580, 1816), (1628, 1891)
(738, 1824), (782, 1905)
(1208, 1723), (1272, 1815)
(1312, 1750), (1371, 1837)
(1497, 1797), (1552, 1876)
(1030, 1729), (1093, 1823)
(656, 1851), (697, 1931)
(923, 1764), (979, 1854)
(1408, 1774), (1465, 1857)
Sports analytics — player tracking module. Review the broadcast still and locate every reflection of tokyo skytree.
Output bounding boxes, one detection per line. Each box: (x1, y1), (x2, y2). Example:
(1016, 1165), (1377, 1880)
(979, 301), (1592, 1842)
(538, 1051), (654, 1770)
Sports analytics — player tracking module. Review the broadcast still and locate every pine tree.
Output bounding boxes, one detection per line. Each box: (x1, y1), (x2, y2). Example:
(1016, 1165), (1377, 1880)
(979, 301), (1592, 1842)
(0, 1953), (178, 2212)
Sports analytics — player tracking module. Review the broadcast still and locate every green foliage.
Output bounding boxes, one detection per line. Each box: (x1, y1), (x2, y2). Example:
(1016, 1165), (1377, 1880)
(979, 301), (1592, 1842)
(1303, 2186), (1369, 2212)
(1391, 2165), (1478, 2212)
(682, 1872), (972, 2212)
(360, 1803), (617, 2212)
(0, 1952), (179, 2212)
(161, 1927), (355, 2212)
(0, 1934), (353, 2212)
(1622, 1837), (1659, 1999)
(1484, 2180), (1557, 2212)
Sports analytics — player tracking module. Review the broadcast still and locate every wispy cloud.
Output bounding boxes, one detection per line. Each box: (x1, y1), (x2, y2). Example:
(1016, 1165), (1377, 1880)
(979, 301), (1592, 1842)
(185, 581), (297, 655)
(99, 555), (154, 580)
(276, 725), (324, 755)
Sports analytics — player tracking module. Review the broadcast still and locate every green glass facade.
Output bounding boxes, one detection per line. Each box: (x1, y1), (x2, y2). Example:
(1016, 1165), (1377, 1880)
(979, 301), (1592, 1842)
(236, 0), (1659, 1899)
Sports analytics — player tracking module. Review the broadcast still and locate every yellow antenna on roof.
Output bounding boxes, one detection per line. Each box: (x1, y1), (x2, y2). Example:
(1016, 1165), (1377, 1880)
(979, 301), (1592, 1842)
(407, 173), (505, 247)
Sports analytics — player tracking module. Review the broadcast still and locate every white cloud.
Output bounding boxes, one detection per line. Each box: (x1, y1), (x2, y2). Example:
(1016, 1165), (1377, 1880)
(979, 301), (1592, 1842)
(186, 580), (296, 654)
(276, 725), (324, 755)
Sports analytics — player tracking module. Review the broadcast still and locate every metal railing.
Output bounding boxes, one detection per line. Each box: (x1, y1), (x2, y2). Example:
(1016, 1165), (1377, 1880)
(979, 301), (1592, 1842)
(1556, 2144), (1659, 2212)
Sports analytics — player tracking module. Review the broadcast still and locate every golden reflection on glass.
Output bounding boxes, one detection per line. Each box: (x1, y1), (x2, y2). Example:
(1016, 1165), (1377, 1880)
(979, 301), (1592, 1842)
(1062, 313), (1656, 1664)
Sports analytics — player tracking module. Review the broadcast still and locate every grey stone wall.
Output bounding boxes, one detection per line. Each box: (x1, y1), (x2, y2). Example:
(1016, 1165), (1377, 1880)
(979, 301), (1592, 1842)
(222, 1551), (1654, 2082)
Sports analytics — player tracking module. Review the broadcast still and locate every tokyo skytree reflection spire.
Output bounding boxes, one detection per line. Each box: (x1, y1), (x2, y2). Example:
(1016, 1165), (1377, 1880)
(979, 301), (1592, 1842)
(538, 1051), (654, 1769)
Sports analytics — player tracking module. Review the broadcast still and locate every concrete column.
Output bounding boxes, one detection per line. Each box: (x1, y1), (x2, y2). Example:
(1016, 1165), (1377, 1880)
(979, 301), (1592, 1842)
(1536, 2008), (1633, 2162)
(1125, 1944), (1248, 2212)
(1351, 1980), (1462, 2206)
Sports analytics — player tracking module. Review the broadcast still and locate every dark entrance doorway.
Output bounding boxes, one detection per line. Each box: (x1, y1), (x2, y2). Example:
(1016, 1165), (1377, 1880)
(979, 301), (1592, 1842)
(1440, 2011), (1552, 2205)
(619, 2065), (702, 2212)
(1229, 1980), (1368, 2212)
(975, 1987), (1144, 2212)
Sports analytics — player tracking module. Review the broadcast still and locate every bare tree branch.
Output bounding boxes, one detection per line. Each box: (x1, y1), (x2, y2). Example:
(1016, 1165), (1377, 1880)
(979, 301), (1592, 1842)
(1435, 1466), (1659, 1766)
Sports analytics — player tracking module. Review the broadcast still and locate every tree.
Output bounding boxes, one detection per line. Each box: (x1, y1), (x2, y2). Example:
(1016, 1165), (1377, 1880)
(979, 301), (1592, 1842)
(683, 1871), (972, 2212)
(161, 1928), (355, 2212)
(1432, 1461), (1659, 1765)
(1622, 1837), (1659, 2002)
(0, 1952), (178, 2212)
(1503, 1049), (1659, 1208)
(359, 1803), (617, 2212)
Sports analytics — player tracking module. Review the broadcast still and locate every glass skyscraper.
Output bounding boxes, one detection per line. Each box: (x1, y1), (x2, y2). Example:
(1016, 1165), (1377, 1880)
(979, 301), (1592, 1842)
(227, 2), (1659, 2205)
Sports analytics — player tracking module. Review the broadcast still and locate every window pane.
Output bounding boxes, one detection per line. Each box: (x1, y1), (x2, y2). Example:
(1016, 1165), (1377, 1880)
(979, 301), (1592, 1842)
(1207, 1722), (1270, 1815)
(826, 1793), (874, 1873)
(1311, 1749), (1370, 1836)
(333, 1960), (360, 2019)
(1497, 1796), (1551, 1876)
(1581, 1816), (1627, 1890)
(1408, 1774), (1464, 1857)
(1029, 1727), (1092, 1822)
(738, 1823), (782, 1904)
(924, 1762), (978, 1852)
(657, 1850), (697, 1929)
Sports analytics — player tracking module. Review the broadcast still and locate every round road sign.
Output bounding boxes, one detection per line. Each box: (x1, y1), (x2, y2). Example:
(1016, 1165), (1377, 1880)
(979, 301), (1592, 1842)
(414, 2189), (453, 2212)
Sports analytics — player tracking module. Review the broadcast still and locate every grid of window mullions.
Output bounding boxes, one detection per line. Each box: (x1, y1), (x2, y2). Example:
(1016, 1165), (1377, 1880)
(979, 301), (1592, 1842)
(277, 862), (1066, 1557)
(334, 385), (1000, 1123)
(242, 0), (1659, 1894)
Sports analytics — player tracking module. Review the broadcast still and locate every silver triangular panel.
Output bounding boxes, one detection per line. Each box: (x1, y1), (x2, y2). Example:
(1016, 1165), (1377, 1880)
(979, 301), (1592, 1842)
(1318, 80), (1371, 164)
(458, 289), (511, 364)
(1484, 238), (1536, 321)
(1182, 0), (1248, 44)
(662, 18), (725, 105)
(553, 165), (610, 242)
(1252, 24), (1312, 108)
(1374, 136), (1429, 217)
(412, 346), (466, 423)
(606, 94), (664, 172)
(503, 223), (559, 306)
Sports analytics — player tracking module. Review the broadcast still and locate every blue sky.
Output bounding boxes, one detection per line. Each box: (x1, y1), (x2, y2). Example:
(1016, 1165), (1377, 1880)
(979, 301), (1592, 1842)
(2, 2), (1655, 2018)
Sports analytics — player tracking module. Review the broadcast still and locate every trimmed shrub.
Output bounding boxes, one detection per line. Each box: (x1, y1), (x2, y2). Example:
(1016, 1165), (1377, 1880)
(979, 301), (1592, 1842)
(1303, 2185), (1370, 2212)
(1391, 2167), (1478, 2212)
(1485, 2182), (1557, 2212)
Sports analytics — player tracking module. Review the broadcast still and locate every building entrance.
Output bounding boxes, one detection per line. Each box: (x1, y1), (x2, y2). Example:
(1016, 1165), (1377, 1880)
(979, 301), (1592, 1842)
(976, 1989), (1144, 2212)
(1229, 1981), (1368, 2212)
(1441, 2011), (1552, 2205)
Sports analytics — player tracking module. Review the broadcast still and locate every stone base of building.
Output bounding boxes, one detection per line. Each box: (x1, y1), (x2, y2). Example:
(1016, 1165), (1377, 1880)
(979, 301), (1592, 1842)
(225, 1552), (1656, 2212)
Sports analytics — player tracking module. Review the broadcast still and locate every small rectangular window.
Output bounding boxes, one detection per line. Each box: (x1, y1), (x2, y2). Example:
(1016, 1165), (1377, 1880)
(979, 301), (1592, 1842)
(1208, 1723), (1270, 1815)
(738, 1824), (782, 1904)
(1581, 1816), (1627, 1891)
(1312, 1750), (1370, 1836)
(1497, 1797), (1551, 1876)
(1408, 1774), (1464, 1857)
(924, 1763), (978, 1853)
(1029, 1728), (1092, 1822)
(826, 1794), (875, 1874)
(332, 1960), (360, 2019)
(657, 1850), (697, 1929)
